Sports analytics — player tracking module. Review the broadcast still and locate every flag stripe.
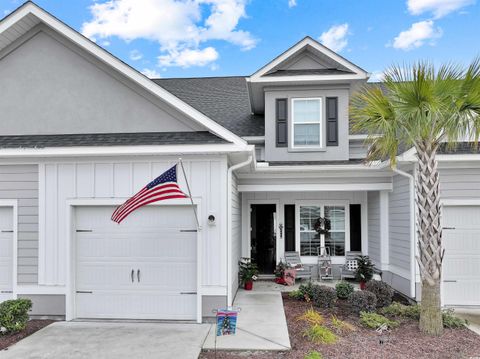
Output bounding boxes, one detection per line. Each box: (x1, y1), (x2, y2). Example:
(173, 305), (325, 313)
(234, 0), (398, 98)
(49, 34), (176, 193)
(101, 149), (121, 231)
(111, 187), (148, 220)
(113, 187), (184, 222)
(112, 183), (182, 221)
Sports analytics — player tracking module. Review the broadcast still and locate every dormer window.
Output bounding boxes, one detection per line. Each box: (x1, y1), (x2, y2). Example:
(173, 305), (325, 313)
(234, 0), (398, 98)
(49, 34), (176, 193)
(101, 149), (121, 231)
(292, 98), (322, 148)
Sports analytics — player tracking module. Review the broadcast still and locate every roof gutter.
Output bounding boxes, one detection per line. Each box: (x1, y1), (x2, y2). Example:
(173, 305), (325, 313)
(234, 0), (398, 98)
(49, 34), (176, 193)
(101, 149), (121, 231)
(392, 166), (417, 299)
(227, 155), (253, 306)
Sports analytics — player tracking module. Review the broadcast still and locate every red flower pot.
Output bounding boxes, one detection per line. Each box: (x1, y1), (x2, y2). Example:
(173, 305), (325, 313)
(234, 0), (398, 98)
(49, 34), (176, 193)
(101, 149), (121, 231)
(244, 281), (253, 290)
(359, 281), (366, 290)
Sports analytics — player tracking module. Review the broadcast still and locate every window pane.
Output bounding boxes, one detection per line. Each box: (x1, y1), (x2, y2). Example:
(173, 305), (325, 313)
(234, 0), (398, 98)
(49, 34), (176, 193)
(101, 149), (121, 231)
(325, 232), (345, 256)
(294, 124), (320, 146)
(293, 99), (321, 123)
(325, 206), (345, 231)
(300, 232), (321, 256)
(299, 206), (320, 231)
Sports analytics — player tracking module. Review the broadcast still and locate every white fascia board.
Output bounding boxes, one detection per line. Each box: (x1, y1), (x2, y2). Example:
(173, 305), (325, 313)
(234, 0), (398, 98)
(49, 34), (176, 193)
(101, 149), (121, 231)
(436, 154), (480, 161)
(249, 37), (369, 81)
(253, 162), (389, 173)
(0, 144), (252, 158)
(242, 136), (265, 144)
(3, 3), (246, 147)
(238, 183), (392, 192)
(249, 73), (367, 84)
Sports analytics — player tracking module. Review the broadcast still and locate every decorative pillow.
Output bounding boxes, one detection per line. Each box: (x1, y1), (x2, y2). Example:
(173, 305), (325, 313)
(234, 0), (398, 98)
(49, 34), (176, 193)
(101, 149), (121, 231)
(346, 260), (358, 271)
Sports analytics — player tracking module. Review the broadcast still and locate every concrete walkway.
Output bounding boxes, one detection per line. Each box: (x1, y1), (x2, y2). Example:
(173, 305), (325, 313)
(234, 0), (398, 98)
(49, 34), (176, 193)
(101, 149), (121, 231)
(203, 289), (291, 351)
(455, 308), (480, 336)
(1, 321), (211, 359)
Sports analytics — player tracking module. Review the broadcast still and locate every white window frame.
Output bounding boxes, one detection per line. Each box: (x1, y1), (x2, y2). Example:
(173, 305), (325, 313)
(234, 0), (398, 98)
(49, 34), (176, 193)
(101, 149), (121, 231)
(295, 200), (350, 264)
(291, 97), (323, 149)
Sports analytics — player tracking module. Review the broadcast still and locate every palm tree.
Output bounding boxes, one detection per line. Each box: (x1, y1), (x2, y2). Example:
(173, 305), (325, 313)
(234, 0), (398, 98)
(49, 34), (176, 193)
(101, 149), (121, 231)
(351, 60), (480, 335)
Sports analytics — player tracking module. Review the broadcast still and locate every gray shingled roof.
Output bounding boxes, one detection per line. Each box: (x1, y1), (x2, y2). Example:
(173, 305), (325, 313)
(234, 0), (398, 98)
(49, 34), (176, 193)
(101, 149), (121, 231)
(154, 76), (264, 137)
(0, 132), (227, 149)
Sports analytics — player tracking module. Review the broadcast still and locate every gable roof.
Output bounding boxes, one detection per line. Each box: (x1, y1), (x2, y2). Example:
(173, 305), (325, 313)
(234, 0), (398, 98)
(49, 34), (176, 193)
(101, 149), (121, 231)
(0, 2), (247, 147)
(154, 77), (264, 137)
(249, 36), (369, 82)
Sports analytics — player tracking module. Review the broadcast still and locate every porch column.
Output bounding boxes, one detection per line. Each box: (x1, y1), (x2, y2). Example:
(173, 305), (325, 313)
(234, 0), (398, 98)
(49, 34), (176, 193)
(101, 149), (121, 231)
(379, 190), (390, 270)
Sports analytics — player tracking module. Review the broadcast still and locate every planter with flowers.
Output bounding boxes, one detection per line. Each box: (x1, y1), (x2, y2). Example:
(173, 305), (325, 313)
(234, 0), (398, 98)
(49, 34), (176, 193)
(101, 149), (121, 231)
(355, 255), (374, 290)
(239, 257), (259, 290)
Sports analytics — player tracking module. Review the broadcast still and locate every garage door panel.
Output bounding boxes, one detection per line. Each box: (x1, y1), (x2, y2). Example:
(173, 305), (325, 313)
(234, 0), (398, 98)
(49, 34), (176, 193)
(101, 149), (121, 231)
(442, 206), (480, 306)
(75, 205), (198, 320)
(76, 292), (196, 320)
(77, 232), (196, 259)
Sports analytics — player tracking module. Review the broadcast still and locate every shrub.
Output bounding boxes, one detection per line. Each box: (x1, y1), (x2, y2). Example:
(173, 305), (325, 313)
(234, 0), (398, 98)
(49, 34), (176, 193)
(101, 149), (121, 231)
(442, 309), (468, 329)
(364, 281), (394, 308)
(359, 311), (399, 329)
(331, 315), (356, 332)
(297, 307), (324, 325)
(0, 298), (32, 334)
(288, 290), (304, 300)
(299, 282), (315, 301)
(348, 290), (377, 314)
(380, 302), (420, 319)
(311, 285), (337, 308)
(303, 324), (338, 344)
(335, 281), (354, 299)
(304, 351), (323, 359)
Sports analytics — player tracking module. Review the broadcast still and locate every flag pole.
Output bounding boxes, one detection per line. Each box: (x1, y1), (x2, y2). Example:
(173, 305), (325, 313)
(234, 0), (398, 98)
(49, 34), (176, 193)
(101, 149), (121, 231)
(178, 158), (201, 230)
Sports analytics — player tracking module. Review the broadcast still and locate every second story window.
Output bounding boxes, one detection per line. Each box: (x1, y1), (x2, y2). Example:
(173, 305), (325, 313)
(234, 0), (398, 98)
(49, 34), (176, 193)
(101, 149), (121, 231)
(292, 98), (322, 148)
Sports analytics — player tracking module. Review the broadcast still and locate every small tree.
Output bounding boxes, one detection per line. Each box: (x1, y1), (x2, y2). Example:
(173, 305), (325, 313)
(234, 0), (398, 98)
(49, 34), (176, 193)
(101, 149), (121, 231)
(351, 60), (480, 335)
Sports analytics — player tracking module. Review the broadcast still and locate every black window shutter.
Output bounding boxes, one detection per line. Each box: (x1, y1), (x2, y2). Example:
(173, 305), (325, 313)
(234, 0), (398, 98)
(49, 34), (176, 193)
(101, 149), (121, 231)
(276, 99), (288, 147)
(326, 97), (338, 146)
(284, 205), (296, 251)
(349, 204), (362, 252)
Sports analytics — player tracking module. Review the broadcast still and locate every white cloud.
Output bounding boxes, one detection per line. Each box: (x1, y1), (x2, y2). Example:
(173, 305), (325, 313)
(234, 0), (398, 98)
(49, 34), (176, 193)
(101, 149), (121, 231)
(82, 0), (257, 68)
(407, 0), (475, 18)
(101, 40), (111, 46)
(368, 71), (385, 82)
(159, 47), (219, 67)
(141, 68), (162, 78)
(129, 49), (143, 61)
(288, 0), (297, 8)
(392, 20), (442, 50)
(319, 23), (349, 52)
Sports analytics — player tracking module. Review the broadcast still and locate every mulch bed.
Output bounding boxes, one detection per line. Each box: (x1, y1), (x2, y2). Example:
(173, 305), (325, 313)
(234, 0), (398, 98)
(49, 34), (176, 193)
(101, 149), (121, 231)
(0, 320), (54, 351)
(201, 293), (480, 359)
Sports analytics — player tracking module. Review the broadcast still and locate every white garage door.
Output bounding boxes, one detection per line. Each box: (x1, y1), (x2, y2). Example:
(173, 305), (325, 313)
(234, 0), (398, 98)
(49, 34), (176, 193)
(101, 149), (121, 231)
(75, 205), (197, 320)
(0, 207), (13, 303)
(442, 205), (480, 306)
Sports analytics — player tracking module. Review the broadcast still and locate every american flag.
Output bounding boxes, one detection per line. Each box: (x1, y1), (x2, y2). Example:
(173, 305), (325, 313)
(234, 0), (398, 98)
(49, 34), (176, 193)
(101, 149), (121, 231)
(111, 164), (187, 223)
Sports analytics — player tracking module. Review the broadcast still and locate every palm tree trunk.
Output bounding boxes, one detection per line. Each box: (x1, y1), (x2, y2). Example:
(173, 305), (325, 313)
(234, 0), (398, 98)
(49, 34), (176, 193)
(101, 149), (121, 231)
(415, 141), (444, 335)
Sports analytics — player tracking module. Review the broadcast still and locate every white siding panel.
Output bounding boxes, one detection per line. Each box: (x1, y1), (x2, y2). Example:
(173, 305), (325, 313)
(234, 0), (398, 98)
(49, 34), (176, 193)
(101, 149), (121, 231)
(439, 167), (480, 199)
(389, 174), (411, 272)
(39, 157), (227, 290)
(367, 191), (381, 266)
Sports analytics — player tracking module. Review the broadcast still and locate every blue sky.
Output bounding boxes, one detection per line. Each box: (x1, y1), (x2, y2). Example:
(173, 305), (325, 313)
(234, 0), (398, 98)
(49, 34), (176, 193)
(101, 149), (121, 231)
(1, 0), (479, 80)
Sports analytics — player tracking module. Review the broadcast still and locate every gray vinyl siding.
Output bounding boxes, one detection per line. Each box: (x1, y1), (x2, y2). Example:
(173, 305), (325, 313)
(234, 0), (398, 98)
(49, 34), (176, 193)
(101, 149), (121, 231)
(231, 174), (242, 293)
(388, 174), (411, 272)
(439, 167), (480, 199)
(0, 165), (38, 284)
(367, 191), (381, 266)
(349, 139), (368, 159)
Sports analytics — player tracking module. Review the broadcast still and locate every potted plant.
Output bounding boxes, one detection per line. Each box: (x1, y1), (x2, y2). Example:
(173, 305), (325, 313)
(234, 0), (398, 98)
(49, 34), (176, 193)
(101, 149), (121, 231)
(239, 257), (259, 290)
(274, 261), (296, 286)
(355, 255), (374, 290)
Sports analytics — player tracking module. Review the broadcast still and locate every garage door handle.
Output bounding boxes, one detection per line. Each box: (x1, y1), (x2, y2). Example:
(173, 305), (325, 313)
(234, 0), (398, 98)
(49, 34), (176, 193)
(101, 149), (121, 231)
(0, 230), (13, 233)
(180, 229), (197, 233)
(0, 290), (13, 293)
(131, 269), (135, 283)
(180, 292), (197, 295)
(442, 227), (456, 230)
(137, 269), (141, 283)
(443, 280), (457, 283)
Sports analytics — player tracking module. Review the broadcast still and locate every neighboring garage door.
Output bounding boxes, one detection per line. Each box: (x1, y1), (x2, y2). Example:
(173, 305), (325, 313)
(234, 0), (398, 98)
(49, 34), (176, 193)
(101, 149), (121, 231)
(0, 207), (13, 303)
(75, 205), (197, 320)
(442, 205), (480, 306)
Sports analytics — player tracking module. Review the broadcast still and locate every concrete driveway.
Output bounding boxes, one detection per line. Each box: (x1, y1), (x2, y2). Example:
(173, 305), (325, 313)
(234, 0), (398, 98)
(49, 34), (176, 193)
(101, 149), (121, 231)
(455, 309), (480, 336)
(0, 321), (211, 359)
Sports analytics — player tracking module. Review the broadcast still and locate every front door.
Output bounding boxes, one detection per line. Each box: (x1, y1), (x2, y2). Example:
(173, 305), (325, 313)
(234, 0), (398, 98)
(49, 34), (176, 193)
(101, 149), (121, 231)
(250, 204), (276, 274)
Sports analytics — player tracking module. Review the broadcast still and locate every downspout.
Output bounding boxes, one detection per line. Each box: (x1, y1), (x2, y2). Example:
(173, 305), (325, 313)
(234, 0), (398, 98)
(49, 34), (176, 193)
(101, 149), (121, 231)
(392, 166), (416, 299)
(227, 156), (253, 306)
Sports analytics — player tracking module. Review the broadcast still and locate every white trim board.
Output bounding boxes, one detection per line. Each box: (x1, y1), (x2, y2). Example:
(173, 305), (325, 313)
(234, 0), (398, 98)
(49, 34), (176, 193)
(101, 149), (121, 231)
(0, 2), (246, 147)
(0, 200), (18, 301)
(238, 183), (392, 192)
